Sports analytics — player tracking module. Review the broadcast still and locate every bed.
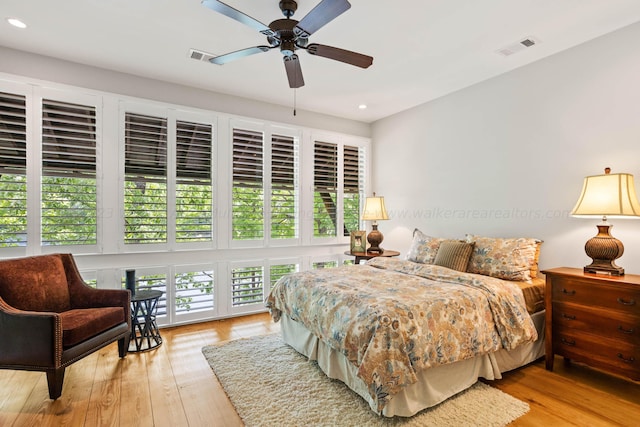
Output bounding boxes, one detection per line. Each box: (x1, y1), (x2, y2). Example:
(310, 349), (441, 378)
(266, 232), (545, 417)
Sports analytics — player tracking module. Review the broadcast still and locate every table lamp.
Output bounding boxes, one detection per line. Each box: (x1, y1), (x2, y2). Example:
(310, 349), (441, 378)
(571, 167), (640, 275)
(361, 193), (389, 253)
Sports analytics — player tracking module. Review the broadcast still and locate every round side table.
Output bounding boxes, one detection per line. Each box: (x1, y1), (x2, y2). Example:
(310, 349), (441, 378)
(129, 289), (163, 352)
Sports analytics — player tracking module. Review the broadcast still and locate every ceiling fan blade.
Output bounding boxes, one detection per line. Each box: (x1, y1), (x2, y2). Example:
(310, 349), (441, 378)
(306, 43), (373, 68)
(201, 0), (275, 37)
(294, 0), (351, 38)
(284, 55), (305, 88)
(210, 46), (271, 65)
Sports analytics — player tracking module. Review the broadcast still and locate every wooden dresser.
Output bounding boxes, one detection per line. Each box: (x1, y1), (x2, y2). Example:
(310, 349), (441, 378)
(543, 267), (639, 381)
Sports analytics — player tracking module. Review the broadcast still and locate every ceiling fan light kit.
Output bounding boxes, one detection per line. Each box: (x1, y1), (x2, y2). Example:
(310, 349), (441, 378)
(201, 0), (373, 88)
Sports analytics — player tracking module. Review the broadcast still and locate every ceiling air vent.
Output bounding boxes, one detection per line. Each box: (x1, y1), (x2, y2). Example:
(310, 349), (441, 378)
(496, 36), (541, 57)
(189, 48), (217, 63)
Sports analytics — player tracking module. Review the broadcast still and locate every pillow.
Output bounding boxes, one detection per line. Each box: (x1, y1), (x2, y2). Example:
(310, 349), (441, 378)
(406, 229), (446, 264)
(465, 234), (542, 282)
(433, 240), (474, 272)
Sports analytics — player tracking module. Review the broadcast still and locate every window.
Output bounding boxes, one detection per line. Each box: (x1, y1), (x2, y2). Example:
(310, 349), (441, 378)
(232, 125), (300, 243)
(313, 141), (366, 238)
(231, 265), (264, 307)
(270, 134), (298, 239)
(313, 141), (338, 237)
(175, 268), (214, 315)
(0, 76), (370, 326)
(122, 270), (167, 320)
(41, 99), (97, 246)
(269, 262), (298, 290)
(0, 91), (27, 247)
(343, 144), (364, 236)
(312, 260), (338, 269)
(124, 112), (168, 244)
(176, 120), (213, 242)
(232, 128), (263, 240)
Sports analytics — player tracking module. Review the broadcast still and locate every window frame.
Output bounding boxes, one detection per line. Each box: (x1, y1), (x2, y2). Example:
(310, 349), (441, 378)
(228, 119), (302, 249)
(38, 88), (102, 255)
(118, 101), (217, 253)
(304, 132), (370, 247)
(0, 81), (30, 257)
(0, 75), (372, 326)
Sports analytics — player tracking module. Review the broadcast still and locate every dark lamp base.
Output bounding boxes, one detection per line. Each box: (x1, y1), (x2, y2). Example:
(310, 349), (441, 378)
(367, 225), (384, 254)
(583, 224), (624, 276)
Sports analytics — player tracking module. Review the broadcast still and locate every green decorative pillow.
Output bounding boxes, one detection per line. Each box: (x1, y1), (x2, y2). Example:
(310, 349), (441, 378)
(433, 240), (474, 272)
(465, 234), (542, 282)
(406, 229), (446, 264)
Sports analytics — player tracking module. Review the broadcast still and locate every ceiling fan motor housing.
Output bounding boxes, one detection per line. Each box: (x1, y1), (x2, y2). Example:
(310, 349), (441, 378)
(269, 18), (299, 56)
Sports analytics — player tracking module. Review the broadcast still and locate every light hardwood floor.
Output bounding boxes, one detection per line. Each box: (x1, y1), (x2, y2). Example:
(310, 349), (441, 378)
(1, 312), (638, 426)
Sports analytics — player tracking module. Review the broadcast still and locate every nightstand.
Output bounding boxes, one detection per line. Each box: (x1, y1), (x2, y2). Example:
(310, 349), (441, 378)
(344, 250), (400, 264)
(543, 267), (639, 381)
(129, 290), (163, 352)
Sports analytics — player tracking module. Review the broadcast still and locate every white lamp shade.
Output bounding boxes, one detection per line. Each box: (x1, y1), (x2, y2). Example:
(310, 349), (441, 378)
(572, 171), (640, 218)
(361, 196), (389, 221)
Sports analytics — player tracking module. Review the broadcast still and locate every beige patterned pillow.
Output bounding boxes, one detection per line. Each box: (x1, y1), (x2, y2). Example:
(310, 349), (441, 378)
(465, 234), (542, 282)
(433, 240), (474, 272)
(406, 229), (446, 264)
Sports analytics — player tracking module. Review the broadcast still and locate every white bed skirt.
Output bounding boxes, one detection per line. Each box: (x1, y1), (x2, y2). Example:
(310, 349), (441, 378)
(280, 310), (545, 417)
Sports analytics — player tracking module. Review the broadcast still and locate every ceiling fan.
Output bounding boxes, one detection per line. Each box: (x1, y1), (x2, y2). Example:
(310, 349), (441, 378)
(201, 0), (373, 88)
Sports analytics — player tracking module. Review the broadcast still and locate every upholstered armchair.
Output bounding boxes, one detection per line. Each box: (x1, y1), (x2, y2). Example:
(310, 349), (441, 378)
(0, 253), (130, 399)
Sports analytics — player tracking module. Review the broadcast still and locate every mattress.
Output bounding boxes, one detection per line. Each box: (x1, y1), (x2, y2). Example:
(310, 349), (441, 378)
(512, 276), (546, 314)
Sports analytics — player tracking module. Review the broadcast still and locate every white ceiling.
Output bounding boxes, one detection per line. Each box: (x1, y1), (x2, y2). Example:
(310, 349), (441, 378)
(2, 0), (640, 123)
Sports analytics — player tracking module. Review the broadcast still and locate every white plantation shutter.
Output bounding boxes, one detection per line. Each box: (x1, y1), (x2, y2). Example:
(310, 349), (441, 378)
(313, 141), (338, 237)
(342, 144), (364, 236)
(231, 265), (264, 307)
(175, 268), (214, 315)
(269, 263), (298, 290)
(0, 91), (27, 247)
(124, 112), (168, 244)
(176, 120), (213, 242)
(41, 99), (97, 246)
(270, 133), (298, 239)
(232, 128), (264, 240)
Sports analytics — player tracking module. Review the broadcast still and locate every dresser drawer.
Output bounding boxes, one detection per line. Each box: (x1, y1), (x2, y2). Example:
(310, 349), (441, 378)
(552, 302), (640, 345)
(553, 329), (639, 380)
(551, 277), (640, 314)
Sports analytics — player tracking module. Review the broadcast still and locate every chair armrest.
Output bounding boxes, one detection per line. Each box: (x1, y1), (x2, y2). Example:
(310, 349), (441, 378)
(0, 297), (62, 368)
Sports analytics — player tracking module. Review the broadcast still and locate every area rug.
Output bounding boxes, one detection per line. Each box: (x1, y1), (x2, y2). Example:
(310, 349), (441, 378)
(202, 334), (529, 427)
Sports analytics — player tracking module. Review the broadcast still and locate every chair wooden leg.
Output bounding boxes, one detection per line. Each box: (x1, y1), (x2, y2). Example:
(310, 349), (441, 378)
(118, 335), (129, 357)
(46, 368), (65, 400)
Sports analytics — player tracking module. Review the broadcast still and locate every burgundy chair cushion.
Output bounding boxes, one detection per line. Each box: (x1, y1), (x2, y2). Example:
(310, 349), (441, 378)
(0, 255), (71, 313)
(60, 307), (125, 348)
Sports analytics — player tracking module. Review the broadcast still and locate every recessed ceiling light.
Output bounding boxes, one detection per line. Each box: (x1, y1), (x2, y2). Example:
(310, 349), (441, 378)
(7, 18), (27, 29)
(358, 104), (367, 110)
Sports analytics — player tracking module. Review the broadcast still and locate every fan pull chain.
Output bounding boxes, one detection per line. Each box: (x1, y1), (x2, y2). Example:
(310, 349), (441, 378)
(293, 88), (297, 116)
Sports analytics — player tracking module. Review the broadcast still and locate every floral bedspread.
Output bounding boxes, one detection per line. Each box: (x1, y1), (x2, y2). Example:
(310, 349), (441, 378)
(265, 257), (537, 413)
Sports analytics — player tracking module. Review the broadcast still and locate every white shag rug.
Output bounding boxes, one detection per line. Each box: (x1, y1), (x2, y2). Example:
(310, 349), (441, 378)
(202, 334), (529, 427)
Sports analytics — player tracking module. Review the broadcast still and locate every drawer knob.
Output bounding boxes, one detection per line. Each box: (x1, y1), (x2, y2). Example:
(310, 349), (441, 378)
(561, 338), (576, 346)
(617, 297), (636, 306)
(617, 353), (636, 364)
(562, 313), (576, 320)
(618, 325), (635, 334)
(561, 288), (576, 296)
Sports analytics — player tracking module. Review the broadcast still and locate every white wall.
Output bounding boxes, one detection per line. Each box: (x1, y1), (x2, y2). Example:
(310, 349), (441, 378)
(372, 22), (640, 274)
